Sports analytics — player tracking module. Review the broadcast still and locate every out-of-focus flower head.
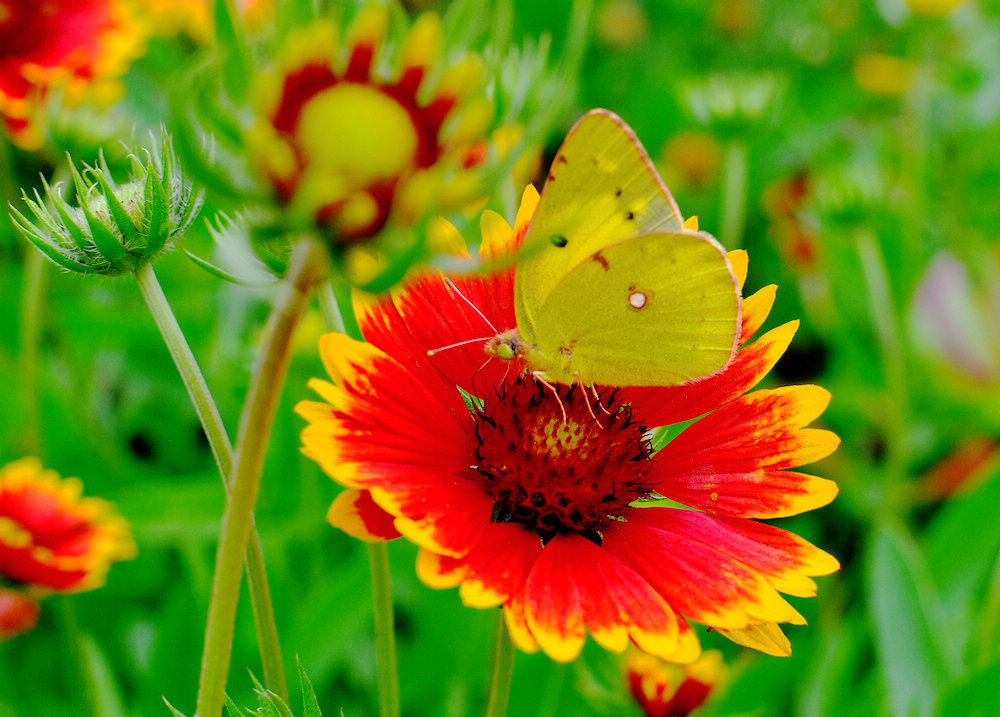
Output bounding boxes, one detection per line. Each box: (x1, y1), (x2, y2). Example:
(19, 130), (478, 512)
(917, 436), (999, 502)
(853, 53), (915, 96)
(0, 458), (135, 598)
(137, 0), (274, 44)
(0, 586), (40, 640)
(298, 186), (840, 664)
(711, 0), (756, 37)
(683, 72), (785, 138)
(658, 131), (721, 192)
(911, 251), (1000, 386)
(11, 131), (202, 276)
(247, 4), (493, 284)
(906, 0), (968, 16)
(626, 648), (728, 717)
(594, 0), (649, 49)
(0, 0), (143, 150)
(763, 171), (822, 275)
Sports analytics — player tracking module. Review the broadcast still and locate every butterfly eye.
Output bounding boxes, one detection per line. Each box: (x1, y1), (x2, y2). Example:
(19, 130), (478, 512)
(550, 234), (569, 248)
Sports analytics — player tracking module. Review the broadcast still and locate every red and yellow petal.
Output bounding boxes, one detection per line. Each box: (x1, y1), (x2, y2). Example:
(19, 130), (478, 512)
(358, 268), (519, 395)
(456, 523), (541, 608)
(522, 534), (681, 663)
(370, 475), (493, 558)
(650, 385), (839, 518)
(715, 621), (792, 657)
(628, 320), (799, 427)
(297, 332), (475, 487)
(639, 510), (839, 599)
(326, 488), (401, 541)
(0, 458), (135, 593)
(603, 509), (805, 631)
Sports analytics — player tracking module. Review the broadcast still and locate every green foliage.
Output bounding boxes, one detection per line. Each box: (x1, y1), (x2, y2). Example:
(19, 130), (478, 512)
(2, 0), (1000, 716)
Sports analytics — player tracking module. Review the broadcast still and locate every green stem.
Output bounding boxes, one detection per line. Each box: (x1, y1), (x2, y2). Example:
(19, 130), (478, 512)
(976, 548), (1000, 665)
(369, 543), (400, 717)
(719, 138), (749, 249)
(195, 238), (326, 717)
(17, 249), (46, 456)
(135, 261), (288, 701)
(484, 614), (515, 717)
(857, 229), (909, 511)
(315, 282), (399, 717)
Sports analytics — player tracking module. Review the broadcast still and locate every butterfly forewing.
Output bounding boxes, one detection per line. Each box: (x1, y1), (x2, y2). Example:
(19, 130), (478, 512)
(515, 110), (684, 339)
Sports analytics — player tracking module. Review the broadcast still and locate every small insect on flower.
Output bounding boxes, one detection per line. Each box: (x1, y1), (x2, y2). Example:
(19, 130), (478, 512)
(298, 183), (840, 664)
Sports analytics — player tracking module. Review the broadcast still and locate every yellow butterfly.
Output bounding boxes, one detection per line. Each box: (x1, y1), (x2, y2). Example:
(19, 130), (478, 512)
(488, 109), (742, 387)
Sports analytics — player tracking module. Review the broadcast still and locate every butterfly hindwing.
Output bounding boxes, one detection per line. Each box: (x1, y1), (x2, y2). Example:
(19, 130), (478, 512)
(525, 231), (741, 386)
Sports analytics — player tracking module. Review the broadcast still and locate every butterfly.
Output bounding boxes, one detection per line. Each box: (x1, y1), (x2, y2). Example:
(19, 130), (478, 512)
(487, 109), (742, 388)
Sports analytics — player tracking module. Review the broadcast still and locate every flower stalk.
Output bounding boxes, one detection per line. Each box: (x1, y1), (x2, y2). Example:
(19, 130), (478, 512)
(484, 615), (515, 717)
(315, 280), (400, 717)
(134, 261), (287, 700)
(195, 237), (327, 717)
(719, 137), (749, 250)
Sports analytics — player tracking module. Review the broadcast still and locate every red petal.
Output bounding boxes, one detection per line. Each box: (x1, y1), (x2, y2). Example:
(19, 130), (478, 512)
(627, 321), (798, 427)
(523, 534), (680, 662)
(359, 270), (520, 397)
(326, 488), (401, 541)
(603, 510), (804, 630)
(650, 385), (839, 517)
(458, 522), (542, 607)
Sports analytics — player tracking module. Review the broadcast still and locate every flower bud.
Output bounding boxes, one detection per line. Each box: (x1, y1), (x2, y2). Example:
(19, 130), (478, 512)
(10, 132), (202, 276)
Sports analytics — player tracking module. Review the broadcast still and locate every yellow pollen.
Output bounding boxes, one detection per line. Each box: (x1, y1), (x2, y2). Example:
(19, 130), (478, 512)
(710, 491), (719, 501)
(296, 83), (418, 188)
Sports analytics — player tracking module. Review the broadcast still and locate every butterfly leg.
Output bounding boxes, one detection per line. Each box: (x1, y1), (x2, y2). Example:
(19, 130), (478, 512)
(573, 373), (605, 428)
(587, 381), (614, 416)
(532, 371), (568, 423)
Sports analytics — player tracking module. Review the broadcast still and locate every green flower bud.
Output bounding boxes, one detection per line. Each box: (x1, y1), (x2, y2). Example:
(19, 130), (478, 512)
(10, 133), (203, 276)
(682, 72), (786, 137)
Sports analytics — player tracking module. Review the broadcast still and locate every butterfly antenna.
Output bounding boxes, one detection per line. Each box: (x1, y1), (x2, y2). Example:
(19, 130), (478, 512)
(426, 336), (493, 357)
(533, 371), (568, 423)
(443, 277), (499, 333)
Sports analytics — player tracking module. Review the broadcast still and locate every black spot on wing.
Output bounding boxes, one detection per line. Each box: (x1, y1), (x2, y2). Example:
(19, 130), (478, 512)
(615, 188), (622, 197)
(626, 210), (635, 221)
(550, 234), (569, 248)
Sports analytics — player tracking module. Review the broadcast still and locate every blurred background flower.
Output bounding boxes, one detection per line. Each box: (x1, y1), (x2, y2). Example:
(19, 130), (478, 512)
(0, 0), (143, 150)
(0, 457), (135, 601)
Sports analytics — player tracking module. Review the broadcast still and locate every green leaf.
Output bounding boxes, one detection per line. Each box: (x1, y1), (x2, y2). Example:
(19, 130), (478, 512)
(162, 698), (189, 717)
(925, 466), (1000, 611)
(79, 632), (127, 717)
(144, 162), (170, 254)
(866, 524), (961, 717)
(938, 652), (1000, 717)
(70, 161), (128, 264)
(213, 0), (250, 102)
(93, 170), (140, 248)
(296, 659), (323, 717)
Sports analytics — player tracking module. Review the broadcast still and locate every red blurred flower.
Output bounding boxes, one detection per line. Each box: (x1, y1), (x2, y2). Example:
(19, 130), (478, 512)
(0, 458), (135, 594)
(0, 0), (141, 149)
(250, 5), (491, 245)
(0, 587), (39, 640)
(298, 187), (839, 663)
(626, 648), (727, 717)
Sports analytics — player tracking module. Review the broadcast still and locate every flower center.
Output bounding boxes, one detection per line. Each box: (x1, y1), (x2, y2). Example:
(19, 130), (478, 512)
(473, 375), (655, 543)
(295, 83), (419, 187)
